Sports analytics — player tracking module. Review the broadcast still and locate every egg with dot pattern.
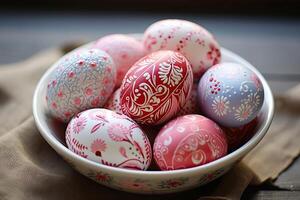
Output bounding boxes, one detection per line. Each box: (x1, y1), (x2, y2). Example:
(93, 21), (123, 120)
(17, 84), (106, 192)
(198, 62), (264, 127)
(46, 49), (116, 122)
(143, 19), (221, 81)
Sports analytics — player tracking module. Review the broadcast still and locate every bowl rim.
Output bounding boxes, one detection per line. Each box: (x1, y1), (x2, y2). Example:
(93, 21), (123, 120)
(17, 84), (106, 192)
(33, 46), (274, 177)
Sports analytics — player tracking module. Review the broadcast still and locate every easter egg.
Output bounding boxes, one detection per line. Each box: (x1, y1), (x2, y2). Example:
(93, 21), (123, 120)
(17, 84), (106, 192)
(93, 34), (146, 87)
(153, 115), (228, 170)
(66, 108), (152, 170)
(46, 49), (116, 122)
(177, 83), (200, 116)
(143, 19), (221, 81)
(104, 88), (122, 113)
(120, 50), (193, 125)
(198, 62), (264, 127)
(223, 117), (258, 150)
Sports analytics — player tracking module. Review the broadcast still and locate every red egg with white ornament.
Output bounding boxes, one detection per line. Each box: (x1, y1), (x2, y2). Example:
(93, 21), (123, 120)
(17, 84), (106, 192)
(153, 115), (228, 170)
(120, 50), (193, 125)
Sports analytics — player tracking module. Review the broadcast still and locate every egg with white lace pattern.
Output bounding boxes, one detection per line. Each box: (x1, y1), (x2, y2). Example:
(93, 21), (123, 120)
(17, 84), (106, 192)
(198, 62), (264, 127)
(66, 108), (152, 170)
(46, 49), (116, 122)
(120, 50), (193, 125)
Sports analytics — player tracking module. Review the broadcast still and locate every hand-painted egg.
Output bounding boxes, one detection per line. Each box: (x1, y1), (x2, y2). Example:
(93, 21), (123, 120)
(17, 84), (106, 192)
(223, 117), (258, 150)
(198, 62), (264, 127)
(120, 50), (193, 125)
(104, 88), (122, 113)
(46, 49), (116, 122)
(153, 115), (228, 170)
(177, 83), (200, 116)
(66, 108), (152, 170)
(93, 34), (146, 87)
(143, 19), (221, 81)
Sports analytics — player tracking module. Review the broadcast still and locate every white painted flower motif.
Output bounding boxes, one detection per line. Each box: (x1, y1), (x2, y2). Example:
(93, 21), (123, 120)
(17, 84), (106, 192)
(212, 96), (230, 116)
(158, 61), (183, 87)
(234, 103), (253, 121)
(245, 92), (261, 108)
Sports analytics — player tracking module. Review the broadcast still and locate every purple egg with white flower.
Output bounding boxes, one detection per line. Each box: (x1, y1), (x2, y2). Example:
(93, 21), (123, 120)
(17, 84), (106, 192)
(198, 62), (264, 127)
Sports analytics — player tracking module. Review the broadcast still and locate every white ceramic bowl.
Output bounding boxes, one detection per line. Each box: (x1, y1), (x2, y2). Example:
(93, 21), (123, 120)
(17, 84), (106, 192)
(33, 39), (274, 194)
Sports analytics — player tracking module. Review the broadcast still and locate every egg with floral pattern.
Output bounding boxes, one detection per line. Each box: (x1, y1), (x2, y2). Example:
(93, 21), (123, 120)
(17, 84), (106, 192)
(198, 62), (264, 127)
(46, 49), (116, 122)
(66, 108), (152, 170)
(93, 34), (147, 87)
(143, 19), (221, 81)
(153, 115), (228, 170)
(120, 50), (193, 125)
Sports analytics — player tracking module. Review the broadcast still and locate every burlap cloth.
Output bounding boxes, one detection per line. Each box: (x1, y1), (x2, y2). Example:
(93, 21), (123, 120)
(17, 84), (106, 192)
(0, 45), (300, 200)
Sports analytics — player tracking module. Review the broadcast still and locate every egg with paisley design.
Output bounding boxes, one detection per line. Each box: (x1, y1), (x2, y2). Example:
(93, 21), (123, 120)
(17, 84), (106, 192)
(66, 108), (152, 170)
(120, 50), (193, 125)
(153, 115), (228, 170)
(46, 49), (116, 122)
(198, 62), (264, 127)
(143, 19), (221, 81)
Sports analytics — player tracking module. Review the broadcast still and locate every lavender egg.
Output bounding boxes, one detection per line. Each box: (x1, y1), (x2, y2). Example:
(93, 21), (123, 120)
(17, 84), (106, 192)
(46, 49), (116, 122)
(198, 62), (264, 127)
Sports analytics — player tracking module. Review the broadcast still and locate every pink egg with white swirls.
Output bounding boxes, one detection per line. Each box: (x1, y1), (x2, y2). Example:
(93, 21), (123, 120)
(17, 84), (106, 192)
(153, 115), (228, 170)
(143, 19), (221, 81)
(46, 49), (116, 122)
(120, 50), (193, 125)
(93, 34), (146, 87)
(66, 108), (152, 170)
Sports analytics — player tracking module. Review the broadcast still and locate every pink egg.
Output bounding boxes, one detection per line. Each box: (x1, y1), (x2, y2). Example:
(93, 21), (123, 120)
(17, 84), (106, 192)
(177, 83), (200, 116)
(120, 50), (193, 125)
(104, 88), (122, 113)
(66, 108), (152, 170)
(153, 115), (228, 170)
(46, 49), (116, 122)
(93, 34), (146, 87)
(143, 19), (221, 81)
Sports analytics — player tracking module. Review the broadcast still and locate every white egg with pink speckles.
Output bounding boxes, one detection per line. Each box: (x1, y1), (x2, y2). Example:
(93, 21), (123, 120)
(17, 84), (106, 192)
(143, 19), (221, 81)
(66, 108), (152, 170)
(46, 49), (116, 122)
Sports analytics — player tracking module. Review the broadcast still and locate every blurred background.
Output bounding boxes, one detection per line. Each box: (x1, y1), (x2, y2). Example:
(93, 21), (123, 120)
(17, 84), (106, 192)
(1, 0), (300, 94)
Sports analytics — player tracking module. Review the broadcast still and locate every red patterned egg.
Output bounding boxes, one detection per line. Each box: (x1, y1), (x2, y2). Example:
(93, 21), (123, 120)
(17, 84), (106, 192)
(223, 117), (258, 150)
(120, 50), (193, 125)
(104, 88), (122, 113)
(153, 115), (228, 170)
(93, 34), (146, 87)
(66, 108), (152, 170)
(143, 19), (221, 81)
(177, 83), (200, 116)
(46, 49), (116, 122)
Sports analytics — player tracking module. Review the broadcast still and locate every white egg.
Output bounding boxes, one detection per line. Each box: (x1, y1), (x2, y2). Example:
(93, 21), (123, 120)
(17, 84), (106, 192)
(143, 19), (221, 81)
(66, 108), (152, 170)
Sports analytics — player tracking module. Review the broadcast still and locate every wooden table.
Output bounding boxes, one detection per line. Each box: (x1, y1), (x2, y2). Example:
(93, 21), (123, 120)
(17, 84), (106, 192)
(1, 11), (300, 199)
